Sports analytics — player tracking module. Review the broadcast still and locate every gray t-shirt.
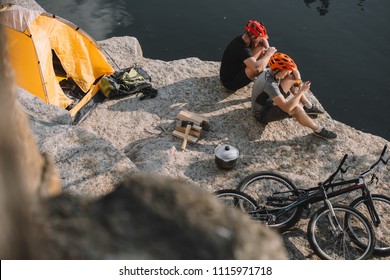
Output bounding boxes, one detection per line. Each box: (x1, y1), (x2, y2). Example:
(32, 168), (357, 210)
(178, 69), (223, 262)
(251, 69), (288, 118)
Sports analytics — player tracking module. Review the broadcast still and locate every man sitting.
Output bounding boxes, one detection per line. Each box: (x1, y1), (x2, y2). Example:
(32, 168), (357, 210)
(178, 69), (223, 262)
(220, 20), (277, 91)
(251, 52), (337, 140)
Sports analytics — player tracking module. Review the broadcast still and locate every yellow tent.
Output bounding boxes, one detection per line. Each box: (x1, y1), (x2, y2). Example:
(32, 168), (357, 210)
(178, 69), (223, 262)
(0, 4), (114, 116)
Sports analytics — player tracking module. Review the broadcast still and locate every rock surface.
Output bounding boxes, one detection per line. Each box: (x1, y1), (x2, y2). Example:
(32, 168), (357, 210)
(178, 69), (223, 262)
(2, 0), (389, 260)
(41, 175), (287, 260)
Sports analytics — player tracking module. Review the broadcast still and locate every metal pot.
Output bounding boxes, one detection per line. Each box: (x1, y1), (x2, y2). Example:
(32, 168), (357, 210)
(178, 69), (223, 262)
(214, 144), (239, 170)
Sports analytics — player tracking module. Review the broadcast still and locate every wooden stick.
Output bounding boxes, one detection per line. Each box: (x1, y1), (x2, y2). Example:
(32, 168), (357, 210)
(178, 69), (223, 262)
(172, 130), (198, 143)
(181, 124), (192, 151)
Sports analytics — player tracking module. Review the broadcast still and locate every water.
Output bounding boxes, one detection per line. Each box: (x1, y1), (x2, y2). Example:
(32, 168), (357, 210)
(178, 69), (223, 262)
(36, 0), (390, 141)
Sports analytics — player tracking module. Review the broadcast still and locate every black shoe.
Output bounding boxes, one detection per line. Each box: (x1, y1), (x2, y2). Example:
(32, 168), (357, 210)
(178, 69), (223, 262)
(314, 128), (337, 140)
(304, 104), (324, 114)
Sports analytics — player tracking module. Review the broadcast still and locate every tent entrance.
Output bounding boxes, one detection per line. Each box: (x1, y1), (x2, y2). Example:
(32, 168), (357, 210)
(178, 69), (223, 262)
(51, 50), (85, 111)
(52, 49), (66, 82)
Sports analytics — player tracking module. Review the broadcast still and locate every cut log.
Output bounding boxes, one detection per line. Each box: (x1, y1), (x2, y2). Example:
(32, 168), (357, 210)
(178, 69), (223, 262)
(172, 130), (198, 143)
(175, 124), (201, 138)
(176, 110), (209, 127)
(175, 120), (202, 132)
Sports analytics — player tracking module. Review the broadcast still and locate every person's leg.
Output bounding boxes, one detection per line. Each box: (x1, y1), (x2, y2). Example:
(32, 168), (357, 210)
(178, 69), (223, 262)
(245, 46), (267, 80)
(259, 104), (337, 139)
(287, 83), (323, 114)
(291, 106), (337, 139)
(244, 66), (258, 80)
(279, 74), (295, 93)
(257, 105), (291, 124)
(280, 74), (311, 105)
(222, 69), (252, 91)
(290, 105), (319, 131)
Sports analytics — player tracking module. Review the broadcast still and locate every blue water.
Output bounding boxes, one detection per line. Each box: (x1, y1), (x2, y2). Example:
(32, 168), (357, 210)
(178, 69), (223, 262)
(36, 0), (390, 141)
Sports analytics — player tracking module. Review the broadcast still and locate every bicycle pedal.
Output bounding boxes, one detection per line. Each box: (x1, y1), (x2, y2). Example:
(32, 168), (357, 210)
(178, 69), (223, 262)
(303, 204), (312, 217)
(303, 208), (311, 218)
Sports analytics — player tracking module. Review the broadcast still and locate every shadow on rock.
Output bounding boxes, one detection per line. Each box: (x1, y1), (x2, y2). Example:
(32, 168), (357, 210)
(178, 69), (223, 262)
(41, 174), (288, 259)
(105, 76), (251, 120)
(282, 227), (312, 260)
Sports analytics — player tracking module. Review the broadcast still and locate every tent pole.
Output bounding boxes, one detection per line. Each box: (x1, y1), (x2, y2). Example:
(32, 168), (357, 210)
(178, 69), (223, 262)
(100, 46), (120, 71)
(26, 25), (50, 103)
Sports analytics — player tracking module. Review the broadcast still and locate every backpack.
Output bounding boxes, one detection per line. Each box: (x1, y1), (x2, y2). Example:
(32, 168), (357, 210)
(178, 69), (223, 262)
(99, 66), (157, 100)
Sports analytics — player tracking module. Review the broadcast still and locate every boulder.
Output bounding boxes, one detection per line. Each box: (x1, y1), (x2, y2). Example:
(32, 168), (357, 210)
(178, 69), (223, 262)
(41, 175), (287, 259)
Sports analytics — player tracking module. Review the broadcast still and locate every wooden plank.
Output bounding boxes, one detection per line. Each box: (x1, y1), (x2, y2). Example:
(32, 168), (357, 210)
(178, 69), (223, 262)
(175, 124), (201, 138)
(175, 120), (202, 131)
(180, 110), (208, 122)
(172, 130), (198, 143)
(176, 110), (208, 126)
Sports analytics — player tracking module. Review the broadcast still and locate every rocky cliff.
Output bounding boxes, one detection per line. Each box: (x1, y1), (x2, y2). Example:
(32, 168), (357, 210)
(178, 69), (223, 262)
(1, 0), (389, 260)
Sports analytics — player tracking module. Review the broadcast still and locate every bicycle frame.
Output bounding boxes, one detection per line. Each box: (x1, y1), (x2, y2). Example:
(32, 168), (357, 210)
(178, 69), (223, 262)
(326, 178), (381, 226)
(253, 145), (389, 227)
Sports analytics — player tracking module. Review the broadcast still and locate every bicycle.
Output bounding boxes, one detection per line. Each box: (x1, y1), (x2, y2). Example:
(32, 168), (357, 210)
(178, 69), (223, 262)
(214, 145), (390, 259)
(236, 145), (390, 256)
(215, 187), (375, 260)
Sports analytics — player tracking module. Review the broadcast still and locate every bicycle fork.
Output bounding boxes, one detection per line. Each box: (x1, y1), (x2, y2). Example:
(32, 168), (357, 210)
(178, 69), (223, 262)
(362, 190), (381, 227)
(324, 198), (344, 234)
(321, 186), (344, 234)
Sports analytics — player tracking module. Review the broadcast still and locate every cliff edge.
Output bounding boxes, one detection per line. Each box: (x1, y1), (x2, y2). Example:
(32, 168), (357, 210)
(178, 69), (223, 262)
(2, 0), (389, 260)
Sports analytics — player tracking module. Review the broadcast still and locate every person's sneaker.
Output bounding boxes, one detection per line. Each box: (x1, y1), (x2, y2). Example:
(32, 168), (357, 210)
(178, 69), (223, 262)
(314, 128), (337, 140)
(304, 104), (324, 114)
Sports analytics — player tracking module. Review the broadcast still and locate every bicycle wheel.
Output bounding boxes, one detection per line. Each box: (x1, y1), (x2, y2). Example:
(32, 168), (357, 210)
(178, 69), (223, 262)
(350, 194), (390, 256)
(213, 189), (258, 217)
(237, 172), (303, 232)
(307, 204), (375, 260)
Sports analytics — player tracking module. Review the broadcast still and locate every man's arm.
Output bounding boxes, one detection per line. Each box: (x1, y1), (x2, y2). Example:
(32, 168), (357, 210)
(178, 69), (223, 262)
(273, 82), (311, 114)
(251, 38), (270, 59)
(291, 68), (302, 86)
(244, 46), (277, 76)
(292, 69), (301, 80)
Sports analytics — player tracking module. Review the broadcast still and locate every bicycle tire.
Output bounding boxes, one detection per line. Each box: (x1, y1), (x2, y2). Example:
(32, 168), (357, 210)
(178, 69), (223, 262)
(237, 172), (303, 232)
(213, 189), (258, 217)
(307, 204), (375, 260)
(350, 194), (390, 256)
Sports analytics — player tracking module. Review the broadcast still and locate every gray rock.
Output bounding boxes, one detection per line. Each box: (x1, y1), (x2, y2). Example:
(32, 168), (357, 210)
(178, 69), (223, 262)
(98, 36), (144, 70)
(42, 175), (287, 259)
(3, 0), (389, 260)
(29, 119), (138, 198)
(17, 87), (72, 126)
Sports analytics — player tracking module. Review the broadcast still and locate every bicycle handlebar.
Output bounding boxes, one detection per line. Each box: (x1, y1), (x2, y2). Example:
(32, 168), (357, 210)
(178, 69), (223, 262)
(337, 154), (349, 172)
(321, 145), (388, 186)
(380, 144), (387, 158)
(360, 145), (389, 177)
(322, 153), (349, 186)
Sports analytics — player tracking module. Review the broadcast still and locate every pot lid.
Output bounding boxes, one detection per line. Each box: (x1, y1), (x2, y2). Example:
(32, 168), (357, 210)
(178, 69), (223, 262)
(214, 144), (239, 161)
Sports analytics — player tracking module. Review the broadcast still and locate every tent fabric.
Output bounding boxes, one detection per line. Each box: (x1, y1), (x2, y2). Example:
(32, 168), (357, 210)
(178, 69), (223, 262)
(0, 4), (41, 32)
(0, 4), (114, 114)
